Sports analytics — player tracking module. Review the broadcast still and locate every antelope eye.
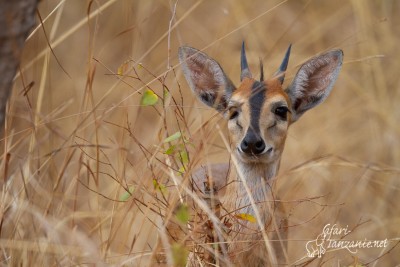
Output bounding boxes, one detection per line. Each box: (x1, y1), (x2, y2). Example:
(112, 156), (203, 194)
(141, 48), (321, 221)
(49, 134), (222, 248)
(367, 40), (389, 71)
(229, 109), (239, 120)
(274, 106), (289, 120)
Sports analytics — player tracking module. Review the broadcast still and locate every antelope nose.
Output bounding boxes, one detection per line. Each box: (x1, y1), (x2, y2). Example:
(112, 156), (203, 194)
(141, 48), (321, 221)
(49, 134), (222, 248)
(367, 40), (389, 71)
(240, 135), (266, 155)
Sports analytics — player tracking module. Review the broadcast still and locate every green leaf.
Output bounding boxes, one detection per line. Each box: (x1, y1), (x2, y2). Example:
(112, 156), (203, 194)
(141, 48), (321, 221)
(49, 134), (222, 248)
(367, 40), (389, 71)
(171, 243), (189, 267)
(175, 204), (189, 224)
(163, 131), (182, 143)
(120, 186), (134, 201)
(164, 145), (176, 155)
(152, 179), (166, 193)
(235, 213), (256, 223)
(179, 151), (189, 165)
(178, 166), (186, 174)
(141, 89), (158, 106)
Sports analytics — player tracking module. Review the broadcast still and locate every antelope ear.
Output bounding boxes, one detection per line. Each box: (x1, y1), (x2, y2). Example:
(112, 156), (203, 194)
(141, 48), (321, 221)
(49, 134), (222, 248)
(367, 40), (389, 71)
(286, 50), (343, 122)
(178, 46), (235, 112)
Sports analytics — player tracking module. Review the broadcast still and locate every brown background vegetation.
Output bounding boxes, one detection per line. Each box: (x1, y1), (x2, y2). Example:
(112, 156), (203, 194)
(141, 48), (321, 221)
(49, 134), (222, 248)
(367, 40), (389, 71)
(1, 0), (399, 266)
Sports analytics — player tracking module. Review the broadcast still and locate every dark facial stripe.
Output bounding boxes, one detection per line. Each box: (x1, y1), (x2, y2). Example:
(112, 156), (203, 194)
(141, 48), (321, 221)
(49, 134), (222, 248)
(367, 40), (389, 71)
(248, 81), (266, 136)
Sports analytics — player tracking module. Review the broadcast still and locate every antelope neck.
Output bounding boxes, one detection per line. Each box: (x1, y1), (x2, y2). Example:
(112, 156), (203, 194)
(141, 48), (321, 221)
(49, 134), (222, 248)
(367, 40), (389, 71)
(234, 159), (280, 184)
(229, 157), (280, 221)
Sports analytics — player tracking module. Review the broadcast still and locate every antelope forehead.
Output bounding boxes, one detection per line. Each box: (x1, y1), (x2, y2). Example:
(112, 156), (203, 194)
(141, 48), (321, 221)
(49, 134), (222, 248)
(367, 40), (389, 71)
(249, 81), (289, 112)
(249, 81), (266, 110)
(248, 81), (266, 133)
(230, 80), (288, 110)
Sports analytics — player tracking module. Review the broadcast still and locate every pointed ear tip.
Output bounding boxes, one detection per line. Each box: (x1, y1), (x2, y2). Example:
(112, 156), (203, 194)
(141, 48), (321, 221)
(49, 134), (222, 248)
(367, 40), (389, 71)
(178, 46), (198, 59)
(338, 49), (344, 58)
(178, 46), (190, 53)
(333, 49), (344, 56)
(332, 49), (344, 62)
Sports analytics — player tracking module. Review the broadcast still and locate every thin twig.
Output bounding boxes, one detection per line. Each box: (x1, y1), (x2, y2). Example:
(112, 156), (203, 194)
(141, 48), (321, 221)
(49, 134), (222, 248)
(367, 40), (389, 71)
(167, 0), (179, 70)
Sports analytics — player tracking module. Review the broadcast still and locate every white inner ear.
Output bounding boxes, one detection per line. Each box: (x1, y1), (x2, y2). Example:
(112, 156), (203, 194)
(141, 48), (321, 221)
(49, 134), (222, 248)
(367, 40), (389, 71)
(292, 56), (336, 100)
(287, 50), (343, 121)
(180, 48), (224, 93)
(192, 58), (225, 93)
(179, 46), (233, 110)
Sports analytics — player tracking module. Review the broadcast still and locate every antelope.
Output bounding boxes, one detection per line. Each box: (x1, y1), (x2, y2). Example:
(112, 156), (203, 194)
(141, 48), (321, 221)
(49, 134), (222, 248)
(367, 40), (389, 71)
(177, 42), (343, 266)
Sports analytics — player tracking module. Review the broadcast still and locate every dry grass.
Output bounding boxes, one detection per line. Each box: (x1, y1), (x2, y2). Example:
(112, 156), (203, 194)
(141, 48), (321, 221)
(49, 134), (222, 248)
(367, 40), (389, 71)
(1, 0), (400, 266)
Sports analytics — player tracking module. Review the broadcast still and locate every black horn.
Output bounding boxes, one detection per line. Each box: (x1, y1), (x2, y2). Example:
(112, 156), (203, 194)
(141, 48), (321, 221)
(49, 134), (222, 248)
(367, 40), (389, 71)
(240, 41), (252, 81)
(276, 44), (292, 84)
(259, 58), (264, 81)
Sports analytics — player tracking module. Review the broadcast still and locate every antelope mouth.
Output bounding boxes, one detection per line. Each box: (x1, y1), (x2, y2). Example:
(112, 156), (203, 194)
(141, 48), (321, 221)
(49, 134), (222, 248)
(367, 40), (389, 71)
(236, 147), (274, 162)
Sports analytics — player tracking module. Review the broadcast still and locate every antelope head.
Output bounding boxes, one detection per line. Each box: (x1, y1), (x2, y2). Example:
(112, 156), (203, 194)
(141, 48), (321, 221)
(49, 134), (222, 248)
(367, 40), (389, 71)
(178, 43), (343, 170)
